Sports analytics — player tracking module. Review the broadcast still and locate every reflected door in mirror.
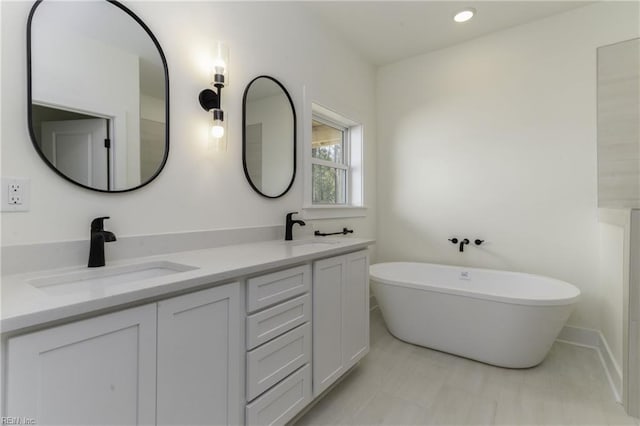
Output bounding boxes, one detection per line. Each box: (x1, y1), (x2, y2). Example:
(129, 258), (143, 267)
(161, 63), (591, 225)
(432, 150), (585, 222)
(41, 117), (109, 190)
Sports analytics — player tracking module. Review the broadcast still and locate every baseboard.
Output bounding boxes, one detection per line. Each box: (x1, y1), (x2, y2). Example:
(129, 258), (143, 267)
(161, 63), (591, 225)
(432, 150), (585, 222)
(557, 325), (622, 402)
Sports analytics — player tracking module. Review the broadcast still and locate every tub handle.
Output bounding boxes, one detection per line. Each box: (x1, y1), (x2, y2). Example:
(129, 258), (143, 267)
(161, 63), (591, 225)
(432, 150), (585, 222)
(448, 238), (458, 244)
(475, 239), (484, 246)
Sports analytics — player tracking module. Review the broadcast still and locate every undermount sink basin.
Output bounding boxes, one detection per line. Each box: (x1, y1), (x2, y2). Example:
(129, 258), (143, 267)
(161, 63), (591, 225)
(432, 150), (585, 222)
(28, 261), (199, 296)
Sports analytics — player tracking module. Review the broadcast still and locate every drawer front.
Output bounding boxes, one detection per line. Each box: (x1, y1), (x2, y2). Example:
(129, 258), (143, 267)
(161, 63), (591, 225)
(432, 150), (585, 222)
(247, 323), (311, 401)
(247, 294), (311, 350)
(247, 265), (311, 313)
(246, 364), (312, 426)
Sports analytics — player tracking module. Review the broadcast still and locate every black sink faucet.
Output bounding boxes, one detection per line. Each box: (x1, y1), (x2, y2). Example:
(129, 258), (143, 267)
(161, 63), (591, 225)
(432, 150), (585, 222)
(459, 238), (470, 252)
(285, 212), (305, 241)
(88, 216), (117, 267)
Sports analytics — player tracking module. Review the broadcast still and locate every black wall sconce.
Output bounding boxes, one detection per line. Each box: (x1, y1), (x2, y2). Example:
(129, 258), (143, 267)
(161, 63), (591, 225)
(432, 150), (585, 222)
(199, 42), (228, 151)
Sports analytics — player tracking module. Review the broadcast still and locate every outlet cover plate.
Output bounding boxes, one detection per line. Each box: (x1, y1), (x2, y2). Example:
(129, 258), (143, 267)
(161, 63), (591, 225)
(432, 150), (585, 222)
(2, 177), (30, 212)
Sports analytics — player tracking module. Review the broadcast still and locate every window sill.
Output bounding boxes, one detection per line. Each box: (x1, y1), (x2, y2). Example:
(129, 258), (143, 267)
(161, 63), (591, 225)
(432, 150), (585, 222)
(302, 205), (368, 220)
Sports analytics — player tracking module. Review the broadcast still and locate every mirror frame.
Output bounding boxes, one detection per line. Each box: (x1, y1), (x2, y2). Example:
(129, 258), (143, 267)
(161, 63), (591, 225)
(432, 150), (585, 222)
(242, 75), (297, 199)
(26, 0), (170, 193)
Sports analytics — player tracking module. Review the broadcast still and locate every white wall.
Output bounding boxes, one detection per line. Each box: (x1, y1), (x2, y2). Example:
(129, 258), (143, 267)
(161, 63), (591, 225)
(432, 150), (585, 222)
(1, 2), (376, 247)
(140, 95), (165, 123)
(376, 2), (639, 329)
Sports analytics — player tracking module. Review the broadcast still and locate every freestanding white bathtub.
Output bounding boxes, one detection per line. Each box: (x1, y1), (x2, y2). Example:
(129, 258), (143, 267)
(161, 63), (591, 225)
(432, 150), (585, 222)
(369, 262), (580, 368)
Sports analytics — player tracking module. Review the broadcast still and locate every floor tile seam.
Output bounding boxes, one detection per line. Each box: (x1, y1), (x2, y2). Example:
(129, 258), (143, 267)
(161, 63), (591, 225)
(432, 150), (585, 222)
(375, 385), (447, 411)
(370, 389), (435, 421)
(345, 388), (382, 421)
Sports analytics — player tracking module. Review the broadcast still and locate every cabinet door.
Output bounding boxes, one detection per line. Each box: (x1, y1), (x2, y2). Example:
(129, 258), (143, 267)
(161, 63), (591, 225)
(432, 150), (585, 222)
(312, 255), (346, 396)
(157, 282), (241, 426)
(6, 304), (157, 425)
(343, 250), (370, 370)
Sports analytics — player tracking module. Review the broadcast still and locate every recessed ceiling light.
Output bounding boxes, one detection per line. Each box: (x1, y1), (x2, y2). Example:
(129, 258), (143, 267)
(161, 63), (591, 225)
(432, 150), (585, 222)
(454, 8), (475, 23)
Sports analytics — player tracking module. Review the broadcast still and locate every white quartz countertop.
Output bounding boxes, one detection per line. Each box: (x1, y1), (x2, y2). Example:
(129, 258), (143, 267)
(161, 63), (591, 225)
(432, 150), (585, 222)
(1, 237), (374, 333)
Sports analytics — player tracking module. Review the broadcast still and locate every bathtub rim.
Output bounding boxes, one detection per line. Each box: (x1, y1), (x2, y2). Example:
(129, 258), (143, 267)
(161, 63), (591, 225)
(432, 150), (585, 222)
(370, 261), (580, 307)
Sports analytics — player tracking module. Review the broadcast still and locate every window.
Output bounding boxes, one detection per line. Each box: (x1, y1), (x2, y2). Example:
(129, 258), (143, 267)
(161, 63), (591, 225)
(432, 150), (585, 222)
(305, 103), (364, 217)
(312, 118), (348, 204)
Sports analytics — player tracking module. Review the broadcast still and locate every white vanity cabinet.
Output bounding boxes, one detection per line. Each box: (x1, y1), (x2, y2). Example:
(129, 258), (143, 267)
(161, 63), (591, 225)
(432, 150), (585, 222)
(157, 284), (241, 426)
(2, 241), (374, 426)
(312, 250), (370, 396)
(6, 282), (242, 426)
(245, 265), (313, 425)
(6, 304), (158, 425)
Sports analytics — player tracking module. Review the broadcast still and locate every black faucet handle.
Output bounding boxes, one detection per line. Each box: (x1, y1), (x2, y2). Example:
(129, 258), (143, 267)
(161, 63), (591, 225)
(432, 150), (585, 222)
(448, 238), (458, 244)
(91, 216), (110, 231)
(475, 239), (484, 246)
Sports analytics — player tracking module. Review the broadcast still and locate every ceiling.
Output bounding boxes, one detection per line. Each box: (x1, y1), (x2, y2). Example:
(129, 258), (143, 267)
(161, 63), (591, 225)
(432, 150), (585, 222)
(304, 1), (593, 66)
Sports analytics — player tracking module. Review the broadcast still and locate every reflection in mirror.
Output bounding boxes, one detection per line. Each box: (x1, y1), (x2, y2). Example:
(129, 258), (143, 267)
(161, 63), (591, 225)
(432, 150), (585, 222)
(28, 0), (169, 192)
(242, 76), (296, 198)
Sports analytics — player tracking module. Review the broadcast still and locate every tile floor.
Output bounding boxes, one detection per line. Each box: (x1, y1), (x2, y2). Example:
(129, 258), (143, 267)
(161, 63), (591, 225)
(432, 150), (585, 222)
(295, 308), (639, 426)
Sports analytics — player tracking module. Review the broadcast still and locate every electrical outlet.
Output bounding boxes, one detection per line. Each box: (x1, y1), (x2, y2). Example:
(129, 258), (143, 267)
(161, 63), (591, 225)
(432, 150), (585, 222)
(9, 193), (22, 205)
(8, 182), (23, 205)
(2, 177), (30, 212)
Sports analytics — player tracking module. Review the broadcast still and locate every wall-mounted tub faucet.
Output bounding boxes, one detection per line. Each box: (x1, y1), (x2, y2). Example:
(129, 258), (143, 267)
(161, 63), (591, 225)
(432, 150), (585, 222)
(285, 212), (305, 241)
(448, 237), (470, 252)
(88, 216), (117, 267)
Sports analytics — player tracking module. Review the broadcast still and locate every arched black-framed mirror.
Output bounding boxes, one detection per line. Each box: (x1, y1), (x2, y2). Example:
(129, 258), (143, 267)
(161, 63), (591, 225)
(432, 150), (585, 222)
(27, 0), (169, 193)
(242, 75), (296, 199)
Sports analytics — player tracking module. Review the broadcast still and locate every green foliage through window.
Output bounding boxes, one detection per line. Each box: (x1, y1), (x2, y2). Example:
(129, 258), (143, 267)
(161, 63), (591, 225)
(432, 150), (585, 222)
(312, 164), (346, 204)
(312, 120), (346, 204)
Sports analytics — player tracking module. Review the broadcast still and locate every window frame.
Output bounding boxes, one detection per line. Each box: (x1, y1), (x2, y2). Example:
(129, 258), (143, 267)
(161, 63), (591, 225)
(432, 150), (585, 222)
(302, 102), (366, 219)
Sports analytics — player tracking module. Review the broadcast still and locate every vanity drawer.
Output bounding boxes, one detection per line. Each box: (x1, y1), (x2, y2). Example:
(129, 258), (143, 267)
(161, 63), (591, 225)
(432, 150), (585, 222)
(247, 294), (311, 350)
(247, 265), (311, 313)
(246, 364), (311, 426)
(246, 323), (311, 401)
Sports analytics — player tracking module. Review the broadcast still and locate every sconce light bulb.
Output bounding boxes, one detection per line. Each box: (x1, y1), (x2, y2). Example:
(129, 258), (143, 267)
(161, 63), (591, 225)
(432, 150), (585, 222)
(212, 42), (229, 79)
(211, 124), (225, 139)
(213, 58), (227, 76)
